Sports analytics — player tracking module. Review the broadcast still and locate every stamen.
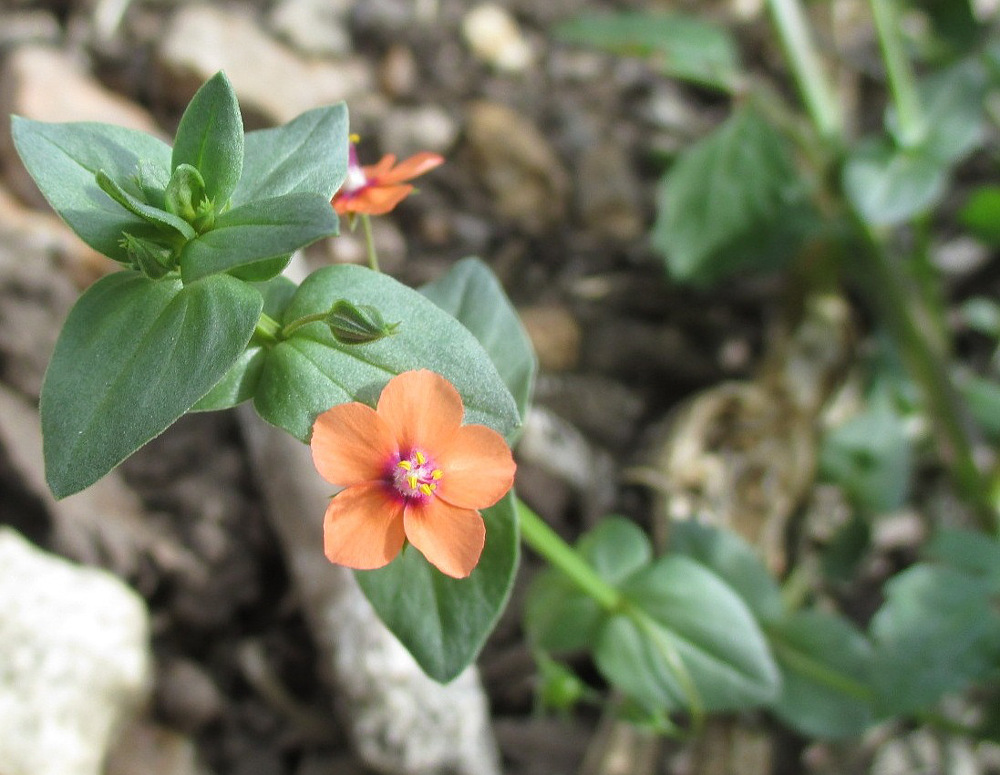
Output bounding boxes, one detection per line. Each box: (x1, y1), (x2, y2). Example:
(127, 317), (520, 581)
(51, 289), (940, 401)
(415, 451), (426, 465)
(431, 469), (442, 480)
(397, 460), (412, 470)
(419, 483), (434, 496)
(407, 474), (418, 490)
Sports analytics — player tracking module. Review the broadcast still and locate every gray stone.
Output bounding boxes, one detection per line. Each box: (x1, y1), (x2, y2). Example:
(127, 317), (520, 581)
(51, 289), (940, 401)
(157, 5), (372, 126)
(0, 527), (152, 775)
(268, 0), (354, 57)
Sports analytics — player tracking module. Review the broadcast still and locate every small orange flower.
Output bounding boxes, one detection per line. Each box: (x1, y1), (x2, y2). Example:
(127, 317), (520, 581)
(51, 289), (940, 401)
(332, 140), (444, 216)
(310, 370), (516, 578)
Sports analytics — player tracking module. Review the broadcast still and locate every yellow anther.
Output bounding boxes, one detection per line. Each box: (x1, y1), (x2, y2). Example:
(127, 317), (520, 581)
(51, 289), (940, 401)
(419, 483), (434, 496)
(349, 132), (361, 143)
(431, 469), (443, 480)
(397, 460), (412, 471)
(407, 474), (418, 490)
(415, 451), (426, 465)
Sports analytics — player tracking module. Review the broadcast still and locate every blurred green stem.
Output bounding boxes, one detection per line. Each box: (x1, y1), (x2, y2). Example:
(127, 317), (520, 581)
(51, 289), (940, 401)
(254, 312), (281, 345)
(860, 225), (996, 531)
(361, 213), (380, 272)
(870, 0), (926, 147)
(517, 499), (623, 611)
(765, 0), (842, 143)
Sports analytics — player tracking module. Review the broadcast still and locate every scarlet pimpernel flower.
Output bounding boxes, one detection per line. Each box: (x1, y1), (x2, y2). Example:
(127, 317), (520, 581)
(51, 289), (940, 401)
(310, 370), (516, 578)
(332, 139), (444, 216)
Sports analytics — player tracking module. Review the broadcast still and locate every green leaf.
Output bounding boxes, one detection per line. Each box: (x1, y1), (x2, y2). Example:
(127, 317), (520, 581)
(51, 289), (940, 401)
(555, 11), (740, 91)
(171, 71), (244, 208)
(252, 264), (520, 443)
(41, 271), (262, 498)
(235, 103), (350, 204)
(651, 107), (810, 285)
(595, 556), (781, 713)
(96, 169), (196, 240)
(842, 138), (947, 226)
(179, 193), (339, 282)
(355, 492), (519, 682)
(767, 611), (875, 739)
(11, 116), (172, 262)
(819, 392), (911, 514)
(869, 563), (1000, 716)
(960, 186), (1000, 246)
(924, 528), (1000, 588)
(961, 375), (1000, 442)
(887, 60), (986, 163)
(667, 521), (783, 624)
(420, 258), (537, 428)
(193, 275), (298, 412)
(525, 517), (652, 654)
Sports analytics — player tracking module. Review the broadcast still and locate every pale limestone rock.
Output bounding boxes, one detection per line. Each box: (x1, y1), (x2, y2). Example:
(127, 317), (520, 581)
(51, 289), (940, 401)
(462, 4), (534, 73)
(0, 45), (161, 208)
(157, 4), (372, 126)
(239, 405), (502, 775)
(0, 528), (152, 775)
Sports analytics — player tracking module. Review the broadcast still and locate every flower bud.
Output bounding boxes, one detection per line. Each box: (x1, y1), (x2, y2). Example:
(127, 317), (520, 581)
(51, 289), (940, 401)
(165, 163), (208, 225)
(325, 299), (399, 345)
(120, 233), (176, 279)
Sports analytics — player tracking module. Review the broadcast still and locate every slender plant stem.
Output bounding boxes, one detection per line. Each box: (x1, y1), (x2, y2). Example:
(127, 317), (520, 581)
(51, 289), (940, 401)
(361, 214), (380, 273)
(516, 499), (623, 611)
(860, 224), (996, 531)
(280, 312), (328, 339)
(765, 0), (842, 143)
(870, 0), (925, 147)
(254, 312), (281, 345)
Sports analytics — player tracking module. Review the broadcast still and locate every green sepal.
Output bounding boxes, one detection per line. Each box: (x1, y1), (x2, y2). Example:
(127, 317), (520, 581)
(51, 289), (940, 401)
(325, 299), (400, 345)
(40, 271), (262, 498)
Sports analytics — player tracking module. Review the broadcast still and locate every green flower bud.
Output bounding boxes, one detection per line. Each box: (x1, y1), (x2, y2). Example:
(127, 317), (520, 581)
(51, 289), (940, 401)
(325, 299), (400, 345)
(120, 233), (176, 279)
(165, 163), (208, 224)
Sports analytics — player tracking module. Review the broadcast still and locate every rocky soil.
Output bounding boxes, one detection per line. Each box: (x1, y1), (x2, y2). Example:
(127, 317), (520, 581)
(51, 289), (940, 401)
(1, 1), (998, 775)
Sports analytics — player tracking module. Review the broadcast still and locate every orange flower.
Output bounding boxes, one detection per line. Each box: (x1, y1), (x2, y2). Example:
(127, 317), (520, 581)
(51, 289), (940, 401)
(310, 370), (516, 578)
(332, 140), (444, 216)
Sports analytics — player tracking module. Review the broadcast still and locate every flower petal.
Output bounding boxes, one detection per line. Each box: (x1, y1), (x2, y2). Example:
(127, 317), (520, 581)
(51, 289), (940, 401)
(377, 370), (463, 455)
(435, 424), (516, 509)
(378, 152), (444, 185)
(324, 482), (406, 570)
(363, 154), (397, 180)
(311, 402), (398, 486)
(352, 184), (414, 215)
(403, 498), (486, 578)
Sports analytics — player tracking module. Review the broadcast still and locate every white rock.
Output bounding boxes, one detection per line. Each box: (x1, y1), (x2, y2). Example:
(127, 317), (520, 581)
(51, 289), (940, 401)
(268, 0), (354, 57)
(462, 4), (534, 73)
(0, 528), (152, 775)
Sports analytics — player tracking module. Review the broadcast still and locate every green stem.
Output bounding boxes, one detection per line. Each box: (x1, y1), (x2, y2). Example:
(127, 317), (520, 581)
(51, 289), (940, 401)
(860, 224), (996, 531)
(766, 0), (843, 143)
(361, 213), (380, 273)
(280, 312), (328, 340)
(254, 312), (281, 345)
(516, 499), (623, 611)
(870, 0), (925, 147)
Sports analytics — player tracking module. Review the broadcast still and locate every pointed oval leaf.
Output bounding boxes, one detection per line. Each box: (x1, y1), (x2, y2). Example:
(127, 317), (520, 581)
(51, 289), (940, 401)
(235, 103), (350, 204)
(252, 264), (520, 442)
(11, 116), (172, 261)
(354, 492), (519, 682)
(768, 610), (875, 738)
(179, 193), (339, 282)
(420, 257), (537, 428)
(171, 71), (244, 207)
(594, 555), (780, 713)
(41, 271), (262, 497)
(651, 107), (811, 285)
(842, 138), (947, 226)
